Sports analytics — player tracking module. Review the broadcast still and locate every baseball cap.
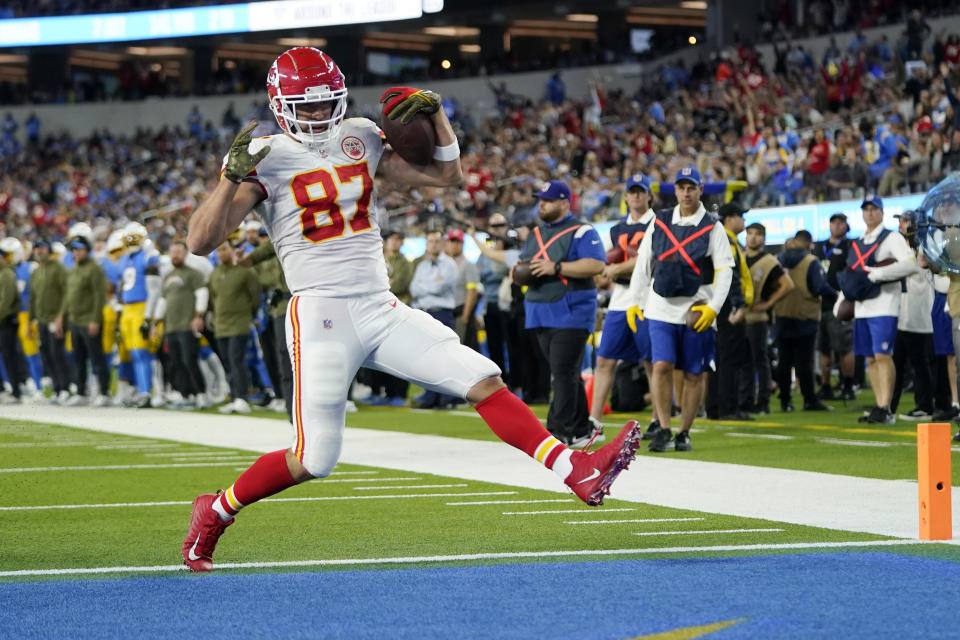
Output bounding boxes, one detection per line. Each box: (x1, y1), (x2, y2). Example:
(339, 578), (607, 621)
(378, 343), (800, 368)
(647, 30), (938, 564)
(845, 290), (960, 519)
(445, 229), (465, 242)
(68, 237), (91, 250)
(34, 238), (50, 250)
(383, 228), (405, 240)
(861, 195), (883, 210)
(829, 212), (848, 223)
(718, 201), (748, 218)
(674, 166), (702, 186)
(746, 222), (766, 234)
(534, 180), (571, 200)
(625, 173), (651, 192)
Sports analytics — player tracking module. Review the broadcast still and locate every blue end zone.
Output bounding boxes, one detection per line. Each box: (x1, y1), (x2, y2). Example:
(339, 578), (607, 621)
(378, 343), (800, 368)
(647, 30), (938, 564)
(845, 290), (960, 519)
(1, 553), (959, 639)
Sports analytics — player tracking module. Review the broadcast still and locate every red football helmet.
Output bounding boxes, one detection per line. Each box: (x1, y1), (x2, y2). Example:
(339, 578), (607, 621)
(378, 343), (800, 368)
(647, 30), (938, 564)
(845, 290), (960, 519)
(266, 47), (348, 153)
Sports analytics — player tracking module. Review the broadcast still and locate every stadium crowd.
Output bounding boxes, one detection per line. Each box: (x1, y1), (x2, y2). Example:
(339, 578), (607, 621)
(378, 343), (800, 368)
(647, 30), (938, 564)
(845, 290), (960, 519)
(2, 11), (960, 445)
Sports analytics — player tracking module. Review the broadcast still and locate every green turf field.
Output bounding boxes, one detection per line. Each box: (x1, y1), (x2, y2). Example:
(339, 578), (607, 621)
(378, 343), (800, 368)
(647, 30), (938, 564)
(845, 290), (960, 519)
(2, 388), (960, 584)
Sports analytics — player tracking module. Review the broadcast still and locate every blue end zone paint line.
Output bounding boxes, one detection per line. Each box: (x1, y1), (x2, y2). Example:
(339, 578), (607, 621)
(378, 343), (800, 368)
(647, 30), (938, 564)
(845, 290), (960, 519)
(1, 553), (959, 639)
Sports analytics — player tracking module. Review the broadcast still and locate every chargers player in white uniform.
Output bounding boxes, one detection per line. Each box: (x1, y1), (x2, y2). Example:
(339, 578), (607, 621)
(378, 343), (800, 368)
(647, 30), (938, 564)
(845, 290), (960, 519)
(181, 47), (642, 571)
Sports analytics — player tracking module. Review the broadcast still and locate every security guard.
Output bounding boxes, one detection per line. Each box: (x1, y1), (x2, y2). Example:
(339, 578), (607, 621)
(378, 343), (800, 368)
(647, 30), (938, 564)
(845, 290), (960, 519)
(517, 179), (606, 447)
(626, 166), (733, 452)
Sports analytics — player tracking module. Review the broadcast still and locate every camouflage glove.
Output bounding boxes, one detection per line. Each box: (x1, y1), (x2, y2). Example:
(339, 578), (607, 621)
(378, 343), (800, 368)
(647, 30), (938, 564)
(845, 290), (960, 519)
(380, 87), (442, 124)
(223, 120), (271, 184)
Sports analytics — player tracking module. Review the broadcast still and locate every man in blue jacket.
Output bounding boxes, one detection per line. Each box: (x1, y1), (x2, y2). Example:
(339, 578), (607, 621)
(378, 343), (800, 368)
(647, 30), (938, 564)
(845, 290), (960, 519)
(516, 180), (606, 446)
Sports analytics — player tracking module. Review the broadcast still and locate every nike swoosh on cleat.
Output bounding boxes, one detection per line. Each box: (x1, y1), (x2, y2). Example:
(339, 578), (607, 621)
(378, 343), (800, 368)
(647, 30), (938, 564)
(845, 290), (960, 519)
(188, 535), (203, 561)
(575, 468), (601, 485)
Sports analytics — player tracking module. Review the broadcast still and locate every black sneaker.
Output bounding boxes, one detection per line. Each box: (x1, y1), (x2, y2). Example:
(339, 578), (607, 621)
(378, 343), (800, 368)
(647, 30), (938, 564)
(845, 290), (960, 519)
(840, 387), (856, 401)
(754, 403), (771, 415)
(857, 406), (879, 423)
(717, 411), (755, 421)
(899, 408), (933, 421)
(803, 400), (834, 412)
(866, 407), (895, 425)
(933, 406), (960, 421)
(954, 429), (960, 443)
(641, 419), (660, 440)
(674, 430), (692, 451)
(817, 385), (837, 400)
(780, 402), (795, 413)
(647, 426), (673, 452)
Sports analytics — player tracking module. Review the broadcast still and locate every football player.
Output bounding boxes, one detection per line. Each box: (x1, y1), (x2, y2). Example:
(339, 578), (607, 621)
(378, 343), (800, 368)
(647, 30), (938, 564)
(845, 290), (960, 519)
(181, 47), (642, 571)
(116, 221), (161, 407)
(11, 239), (43, 397)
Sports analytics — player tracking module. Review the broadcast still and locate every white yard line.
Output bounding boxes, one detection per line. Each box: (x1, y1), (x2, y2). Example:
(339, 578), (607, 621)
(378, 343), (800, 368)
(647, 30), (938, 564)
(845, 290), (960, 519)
(0, 492), (517, 511)
(565, 518), (705, 525)
(724, 433), (794, 440)
(0, 405), (956, 540)
(504, 508), (636, 515)
(0, 539), (937, 578)
(817, 438), (895, 447)
(447, 499), (574, 506)
(0, 462), (265, 473)
(632, 528), (784, 536)
(354, 484), (467, 490)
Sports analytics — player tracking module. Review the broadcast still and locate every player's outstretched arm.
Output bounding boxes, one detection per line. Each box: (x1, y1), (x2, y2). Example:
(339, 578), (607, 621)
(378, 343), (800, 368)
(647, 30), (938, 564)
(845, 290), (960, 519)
(377, 89), (462, 188)
(188, 121), (268, 255)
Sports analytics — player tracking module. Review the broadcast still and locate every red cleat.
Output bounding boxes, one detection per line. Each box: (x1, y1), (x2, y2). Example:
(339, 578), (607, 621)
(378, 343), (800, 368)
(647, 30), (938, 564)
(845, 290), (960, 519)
(564, 420), (641, 506)
(182, 493), (233, 572)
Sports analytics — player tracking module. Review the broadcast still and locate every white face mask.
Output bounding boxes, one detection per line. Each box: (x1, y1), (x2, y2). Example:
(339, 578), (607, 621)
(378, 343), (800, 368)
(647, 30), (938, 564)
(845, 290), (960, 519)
(272, 87), (348, 154)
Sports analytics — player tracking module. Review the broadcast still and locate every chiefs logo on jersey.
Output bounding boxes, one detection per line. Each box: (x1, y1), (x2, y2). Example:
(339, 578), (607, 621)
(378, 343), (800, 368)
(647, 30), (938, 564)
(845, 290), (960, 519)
(341, 136), (366, 160)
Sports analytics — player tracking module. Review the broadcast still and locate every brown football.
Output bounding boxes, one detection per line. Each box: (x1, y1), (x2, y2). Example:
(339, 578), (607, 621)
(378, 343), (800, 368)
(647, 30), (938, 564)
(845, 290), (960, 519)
(380, 112), (436, 165)
(512, 260), (538, 286)
(836, 299), (855, 322)
(606, 247), (625, 264)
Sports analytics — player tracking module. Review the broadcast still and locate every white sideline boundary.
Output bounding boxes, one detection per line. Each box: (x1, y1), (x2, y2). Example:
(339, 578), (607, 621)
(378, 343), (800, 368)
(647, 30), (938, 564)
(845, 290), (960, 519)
(0, 539), (937, 578)
(1, 406), (958, 541)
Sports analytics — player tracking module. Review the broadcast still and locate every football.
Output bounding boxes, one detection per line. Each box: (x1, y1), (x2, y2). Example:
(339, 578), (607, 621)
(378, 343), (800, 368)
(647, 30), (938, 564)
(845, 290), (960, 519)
(380, 112), (436, 165)
(512, 260), (537, 286)
(606, 247), (624, 264)
(606, 245), (638, 264)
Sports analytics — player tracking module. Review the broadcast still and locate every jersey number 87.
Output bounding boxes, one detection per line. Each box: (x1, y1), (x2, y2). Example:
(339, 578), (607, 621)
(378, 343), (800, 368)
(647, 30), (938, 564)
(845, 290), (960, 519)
(291, 161), (373, 244)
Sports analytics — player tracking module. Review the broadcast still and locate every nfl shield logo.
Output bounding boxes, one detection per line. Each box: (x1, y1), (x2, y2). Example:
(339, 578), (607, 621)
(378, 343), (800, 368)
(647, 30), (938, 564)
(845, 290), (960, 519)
(323, 319), (333, 329)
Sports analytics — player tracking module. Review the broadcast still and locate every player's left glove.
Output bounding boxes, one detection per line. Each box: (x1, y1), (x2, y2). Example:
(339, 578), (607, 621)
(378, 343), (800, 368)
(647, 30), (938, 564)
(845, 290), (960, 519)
(380, 87), (442, 124)
(690, 304), (717, 333)
(223, 120), (271, 184)
(626, 305), (644, 333)
(139, 320), (152, 340)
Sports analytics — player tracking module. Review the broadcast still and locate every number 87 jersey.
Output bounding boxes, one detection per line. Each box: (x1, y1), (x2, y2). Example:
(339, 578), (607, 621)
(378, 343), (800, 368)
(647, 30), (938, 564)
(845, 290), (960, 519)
(233, 117), (390, 298)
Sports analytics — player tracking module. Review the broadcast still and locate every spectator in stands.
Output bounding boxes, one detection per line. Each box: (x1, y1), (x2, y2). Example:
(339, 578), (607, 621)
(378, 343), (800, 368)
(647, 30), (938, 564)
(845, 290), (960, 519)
(60, 236), (109, 406)
(209, 241), (261, 415)
(906, 9), (932, 60)
(774, 230), (836, 413)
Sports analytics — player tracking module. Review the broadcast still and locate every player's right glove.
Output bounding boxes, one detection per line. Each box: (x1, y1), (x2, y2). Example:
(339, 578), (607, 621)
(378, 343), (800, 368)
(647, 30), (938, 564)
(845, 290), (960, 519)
(626, 305), (644, 333)
(139, 320), (152, 340)
(380, 87), (442, 124)
(223, 120), (271, 184)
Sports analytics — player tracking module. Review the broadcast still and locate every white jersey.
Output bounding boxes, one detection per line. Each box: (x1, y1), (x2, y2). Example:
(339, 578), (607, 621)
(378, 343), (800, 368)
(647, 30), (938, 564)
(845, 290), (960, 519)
(235, 118), (389, 298)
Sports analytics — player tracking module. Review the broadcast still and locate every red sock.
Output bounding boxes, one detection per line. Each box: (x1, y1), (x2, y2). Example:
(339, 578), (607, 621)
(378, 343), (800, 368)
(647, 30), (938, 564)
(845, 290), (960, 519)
(213, 449), (296, 519)
(475, 388), (567, 469)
